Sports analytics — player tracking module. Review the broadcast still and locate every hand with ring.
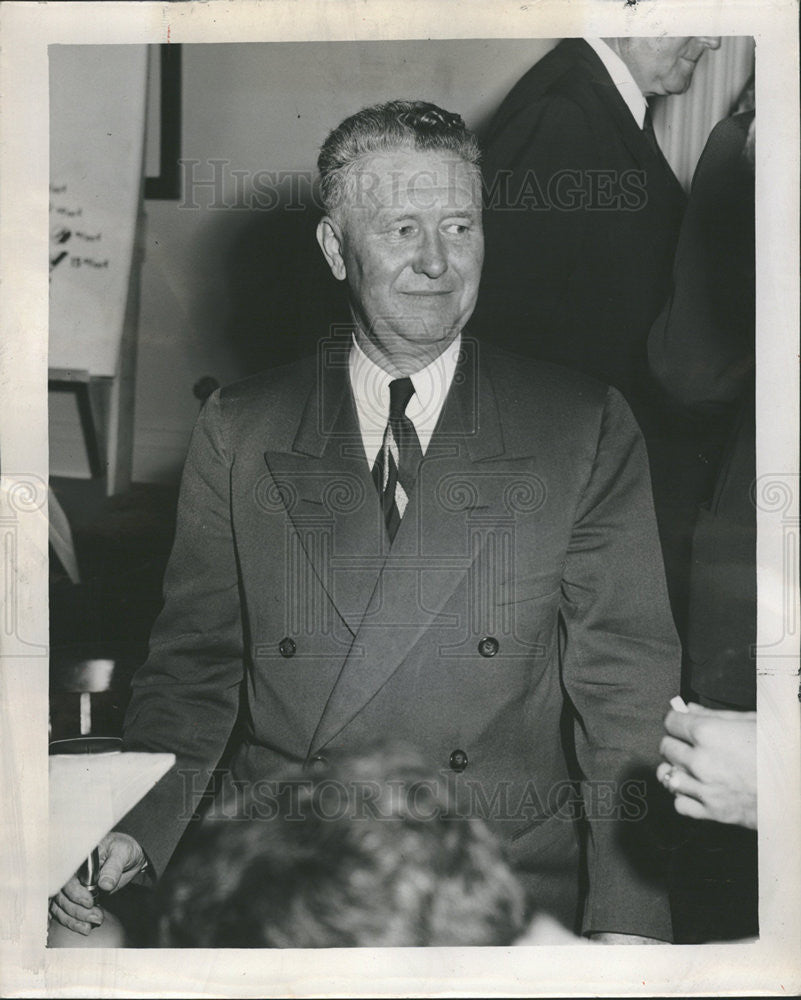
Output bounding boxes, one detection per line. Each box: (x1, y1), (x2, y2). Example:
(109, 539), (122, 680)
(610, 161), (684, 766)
(657, 702), (757, 829)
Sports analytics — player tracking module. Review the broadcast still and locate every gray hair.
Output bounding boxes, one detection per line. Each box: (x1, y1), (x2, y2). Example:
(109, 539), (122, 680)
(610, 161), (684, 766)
(317, 99), (481, 216)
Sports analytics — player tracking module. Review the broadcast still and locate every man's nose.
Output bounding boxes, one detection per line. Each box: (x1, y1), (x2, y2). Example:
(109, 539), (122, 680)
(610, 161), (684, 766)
(412, 230), (448, 278)
(698, 36), (722, 50)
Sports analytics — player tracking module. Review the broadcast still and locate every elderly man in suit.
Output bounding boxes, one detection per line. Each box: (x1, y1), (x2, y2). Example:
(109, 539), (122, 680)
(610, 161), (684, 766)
(50, 100), (679, 943)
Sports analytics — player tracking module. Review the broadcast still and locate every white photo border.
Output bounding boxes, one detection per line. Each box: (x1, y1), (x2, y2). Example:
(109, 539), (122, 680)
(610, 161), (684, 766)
(0, 1), (798, 996)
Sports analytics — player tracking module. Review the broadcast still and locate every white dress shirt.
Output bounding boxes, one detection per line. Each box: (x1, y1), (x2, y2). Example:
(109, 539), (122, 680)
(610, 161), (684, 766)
(585, 38), (648, 128)
(348, 333), (462, 468)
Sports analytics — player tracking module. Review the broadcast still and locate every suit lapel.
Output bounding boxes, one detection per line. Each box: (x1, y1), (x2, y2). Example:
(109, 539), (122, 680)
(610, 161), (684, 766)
(308, 337), (505, 755)
(263, 345), (389, 639)
(577, 42), (685, 200)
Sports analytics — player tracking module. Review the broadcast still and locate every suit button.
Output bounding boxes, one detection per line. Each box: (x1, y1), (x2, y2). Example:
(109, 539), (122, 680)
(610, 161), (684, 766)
(278, 637), (296, 658)
(449, 749), (469, 772)
(477, 635), (499, 658)
(308, 754), (328, 772)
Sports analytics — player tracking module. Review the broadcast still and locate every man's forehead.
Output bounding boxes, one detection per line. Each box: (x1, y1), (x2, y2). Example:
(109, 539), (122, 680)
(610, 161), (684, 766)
(345, 149), (481, 213)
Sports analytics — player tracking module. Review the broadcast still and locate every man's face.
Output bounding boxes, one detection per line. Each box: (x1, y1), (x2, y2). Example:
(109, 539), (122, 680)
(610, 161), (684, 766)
(317, 148), (484, 373)
(619, 36), (721, 96)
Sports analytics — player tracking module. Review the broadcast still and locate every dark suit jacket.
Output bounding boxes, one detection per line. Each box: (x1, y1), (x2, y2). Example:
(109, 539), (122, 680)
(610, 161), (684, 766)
(472, 39), (686, 422)
(648, 112), (755, 709)
(119, 338), (680, 938)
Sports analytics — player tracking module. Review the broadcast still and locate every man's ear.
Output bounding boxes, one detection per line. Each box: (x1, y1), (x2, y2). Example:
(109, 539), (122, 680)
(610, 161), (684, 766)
(316, 216), (347, 281)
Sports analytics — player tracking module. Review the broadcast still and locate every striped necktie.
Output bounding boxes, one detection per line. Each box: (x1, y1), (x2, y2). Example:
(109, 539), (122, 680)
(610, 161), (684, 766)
(372, 377), (423, 543)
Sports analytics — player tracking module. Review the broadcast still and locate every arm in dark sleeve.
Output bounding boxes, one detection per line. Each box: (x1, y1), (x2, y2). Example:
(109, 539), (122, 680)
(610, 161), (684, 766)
(560, 387), (681, 939)
(116, 390), (244, 876)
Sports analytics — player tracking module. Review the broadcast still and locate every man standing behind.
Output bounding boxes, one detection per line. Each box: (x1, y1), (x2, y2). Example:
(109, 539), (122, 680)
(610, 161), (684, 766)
(51, 101), (679, 943)
(473, 36), (720, 405)
(472, 36), (721, 642)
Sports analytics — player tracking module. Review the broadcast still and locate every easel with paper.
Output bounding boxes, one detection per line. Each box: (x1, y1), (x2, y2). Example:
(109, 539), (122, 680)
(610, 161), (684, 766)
(48, 45), (148, 497)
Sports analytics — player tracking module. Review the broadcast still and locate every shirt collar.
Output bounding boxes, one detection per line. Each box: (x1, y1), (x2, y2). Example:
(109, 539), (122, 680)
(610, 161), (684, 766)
(348, 333), (462, 460)
(585, 38), (648, 129)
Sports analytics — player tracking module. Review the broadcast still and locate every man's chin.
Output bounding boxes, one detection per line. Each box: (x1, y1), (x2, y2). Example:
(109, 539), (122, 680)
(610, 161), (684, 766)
(667, 68), (696, 95)
(355, 323), (462, 374)
(388, 324), (462, 347)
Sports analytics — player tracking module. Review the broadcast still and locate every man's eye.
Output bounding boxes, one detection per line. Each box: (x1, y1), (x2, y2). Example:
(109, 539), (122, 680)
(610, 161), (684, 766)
(444, 223), (470, 235)
(395, 224), (416, 236)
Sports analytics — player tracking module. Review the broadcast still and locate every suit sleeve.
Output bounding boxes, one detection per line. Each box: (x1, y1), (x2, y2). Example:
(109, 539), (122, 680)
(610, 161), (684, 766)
(560, 386), (681, 940)
(116, 390), (244, 876)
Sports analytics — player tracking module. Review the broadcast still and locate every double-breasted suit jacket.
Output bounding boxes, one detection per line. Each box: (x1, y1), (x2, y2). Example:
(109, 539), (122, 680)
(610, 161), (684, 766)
(119, 336), (680, 937)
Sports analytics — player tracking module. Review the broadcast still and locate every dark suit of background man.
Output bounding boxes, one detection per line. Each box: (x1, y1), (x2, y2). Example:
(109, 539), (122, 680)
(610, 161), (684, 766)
(650, 110), (757, 943)
(51, 101), (680, 943)
(472, 35), (722, 649)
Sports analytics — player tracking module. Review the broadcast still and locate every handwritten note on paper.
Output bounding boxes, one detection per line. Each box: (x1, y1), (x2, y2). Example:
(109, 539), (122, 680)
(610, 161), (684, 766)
(49, 46), (148, 377)
(49, 189), (109, 275)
